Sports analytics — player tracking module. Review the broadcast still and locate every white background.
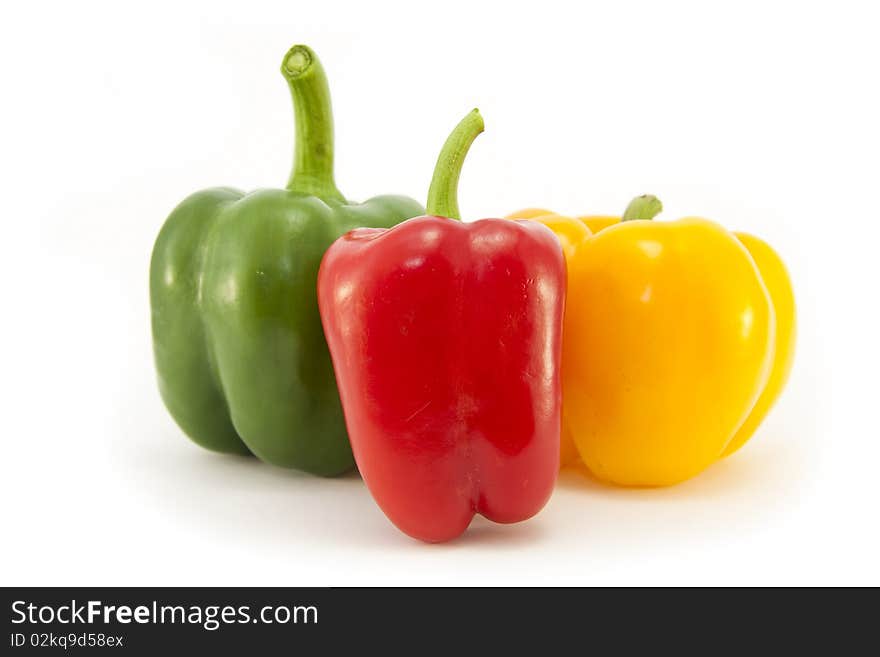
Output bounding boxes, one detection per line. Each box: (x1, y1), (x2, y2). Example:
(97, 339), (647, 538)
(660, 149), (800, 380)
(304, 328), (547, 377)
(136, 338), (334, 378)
(2, 0), (877, 586)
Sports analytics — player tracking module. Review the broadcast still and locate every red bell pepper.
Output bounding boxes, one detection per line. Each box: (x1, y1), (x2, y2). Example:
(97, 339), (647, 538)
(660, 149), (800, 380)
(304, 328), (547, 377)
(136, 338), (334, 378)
(318, 110), (565, 542)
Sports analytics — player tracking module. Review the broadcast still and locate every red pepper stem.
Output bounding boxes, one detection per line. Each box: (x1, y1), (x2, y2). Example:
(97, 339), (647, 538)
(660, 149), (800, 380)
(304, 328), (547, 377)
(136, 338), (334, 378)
(281, 45), (345, 202)
(622, 194), (663, 221)
(426, 109), (484, 220)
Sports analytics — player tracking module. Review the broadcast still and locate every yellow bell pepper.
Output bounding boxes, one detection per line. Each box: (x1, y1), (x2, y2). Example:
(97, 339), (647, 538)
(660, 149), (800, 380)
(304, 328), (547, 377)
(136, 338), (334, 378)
(508, 196), (796, 486)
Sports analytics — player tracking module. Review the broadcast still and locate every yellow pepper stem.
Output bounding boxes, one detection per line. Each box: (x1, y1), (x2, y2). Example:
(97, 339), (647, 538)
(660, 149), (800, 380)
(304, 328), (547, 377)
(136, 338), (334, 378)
(622, 194), (663, 221)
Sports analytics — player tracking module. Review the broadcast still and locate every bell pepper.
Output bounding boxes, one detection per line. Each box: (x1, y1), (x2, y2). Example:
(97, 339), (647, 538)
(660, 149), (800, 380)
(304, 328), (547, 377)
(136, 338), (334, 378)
(507, 196), (796, 486)
(150, 45), (423, 475)
(318, 110), (566, 541)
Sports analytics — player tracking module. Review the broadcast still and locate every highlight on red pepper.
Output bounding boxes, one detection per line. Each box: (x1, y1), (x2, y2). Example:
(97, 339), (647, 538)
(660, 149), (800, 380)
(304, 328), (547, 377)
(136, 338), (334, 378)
(318, 110), (566, 542)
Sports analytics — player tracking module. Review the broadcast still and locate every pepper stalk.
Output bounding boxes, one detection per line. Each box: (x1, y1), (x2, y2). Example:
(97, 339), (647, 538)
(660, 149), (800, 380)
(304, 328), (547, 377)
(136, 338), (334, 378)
(281, 45), (345, 202)
(622, 194), (663, 221)
(426, 109), (484, 219)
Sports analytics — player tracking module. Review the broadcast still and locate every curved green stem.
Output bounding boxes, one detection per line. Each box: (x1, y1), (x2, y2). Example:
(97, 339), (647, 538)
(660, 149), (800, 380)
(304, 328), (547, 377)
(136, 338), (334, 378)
(281, 45), (344, 201)
(622, 194), (663, 221)
(426, 109), (484, 219)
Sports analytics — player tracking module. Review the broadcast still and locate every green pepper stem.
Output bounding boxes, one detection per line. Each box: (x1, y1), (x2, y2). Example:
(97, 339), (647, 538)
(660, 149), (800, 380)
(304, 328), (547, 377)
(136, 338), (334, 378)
(281, 45), (344, 201)
(426, 109), (484, 220)
(622, 194), (663, 221)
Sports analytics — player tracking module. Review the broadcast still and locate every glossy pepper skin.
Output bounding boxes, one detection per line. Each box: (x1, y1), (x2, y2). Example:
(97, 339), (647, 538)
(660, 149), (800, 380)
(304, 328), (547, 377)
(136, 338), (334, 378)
(319, 111), (565, 541)
(508, 197), (796, 486)
(150, 45), (423, 475)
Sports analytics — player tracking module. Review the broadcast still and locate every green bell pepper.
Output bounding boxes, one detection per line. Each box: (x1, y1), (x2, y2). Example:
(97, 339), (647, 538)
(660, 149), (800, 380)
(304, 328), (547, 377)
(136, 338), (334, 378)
(150, 45), (423, 475)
